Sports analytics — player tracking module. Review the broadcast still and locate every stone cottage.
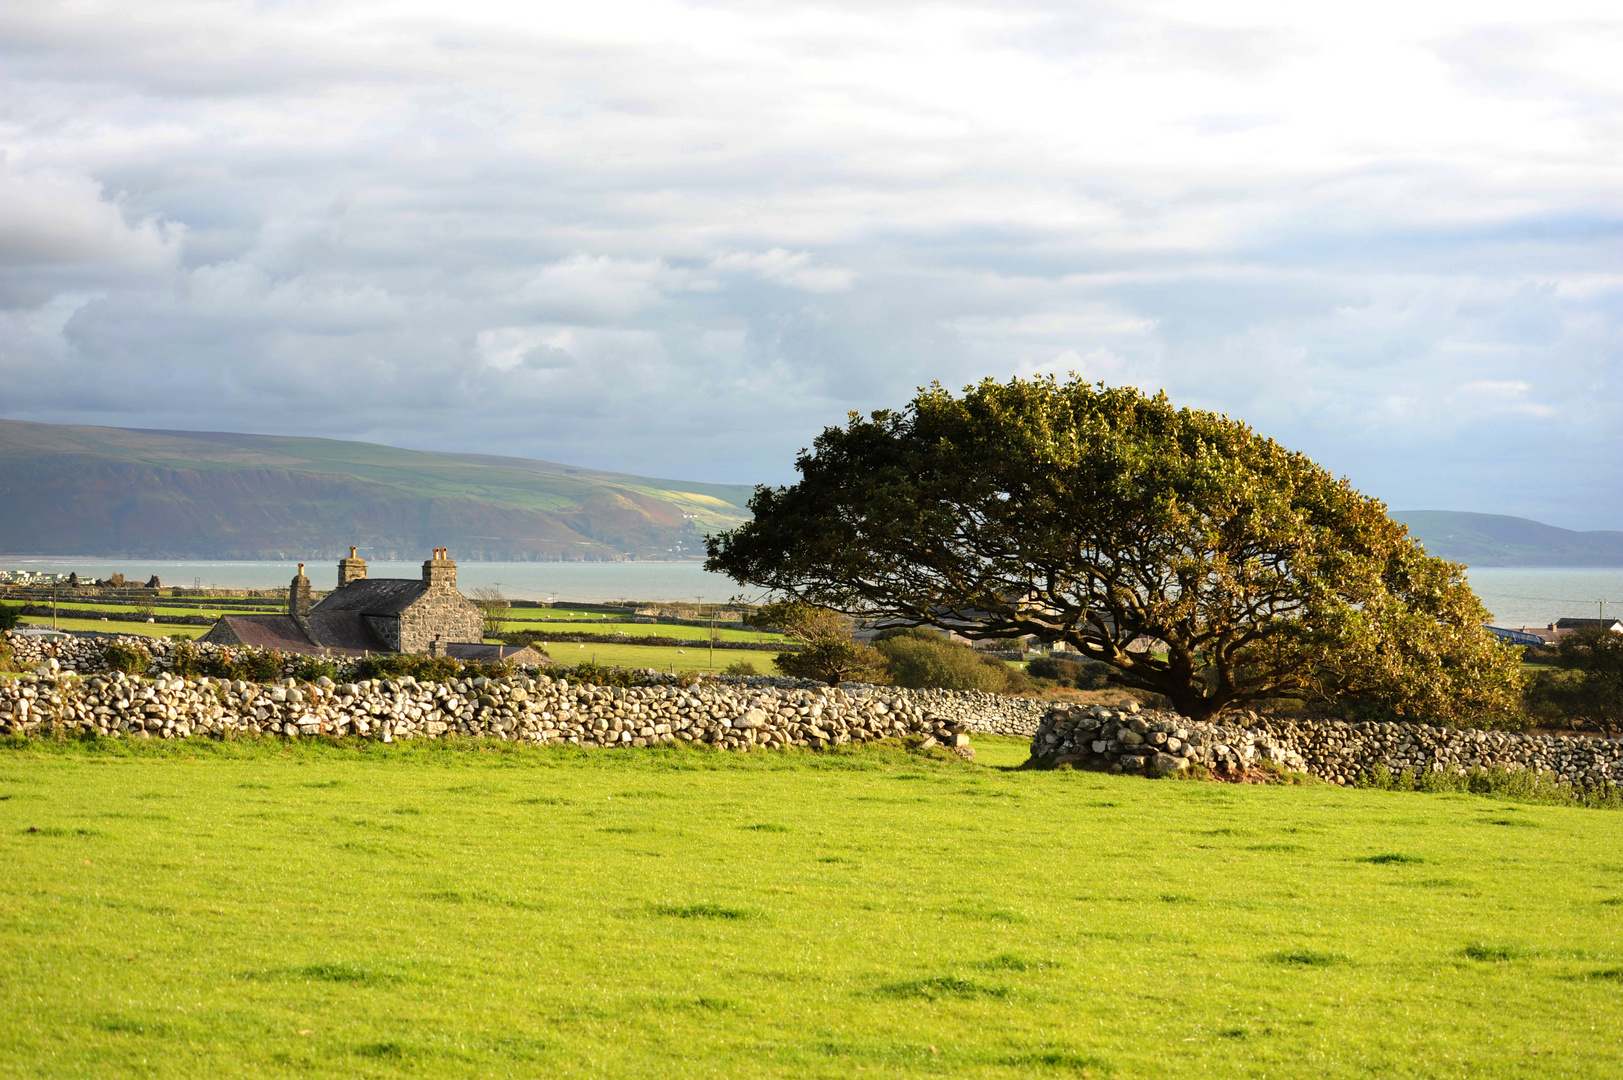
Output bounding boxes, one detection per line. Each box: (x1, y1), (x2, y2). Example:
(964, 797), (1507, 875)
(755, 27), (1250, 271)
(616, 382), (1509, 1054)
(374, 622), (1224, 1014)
(203, 548), (545, 664)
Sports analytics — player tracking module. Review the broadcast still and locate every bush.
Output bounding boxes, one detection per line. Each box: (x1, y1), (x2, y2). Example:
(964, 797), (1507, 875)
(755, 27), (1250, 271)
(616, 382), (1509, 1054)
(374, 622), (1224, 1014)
(564, 661), (639, 687)
(103, 641), (150, 675)
(722, 660), (759, 676)
(169, 644), (285, 683)
(0, 602), (20, 632)
(875, 629), (1014, 692)
(294, 657), (340, 682)
(1026, 655), (1113, 689)
(349, 653), (514, 684)
(352, 654), (463, 683)
(170, 641), (202, 677)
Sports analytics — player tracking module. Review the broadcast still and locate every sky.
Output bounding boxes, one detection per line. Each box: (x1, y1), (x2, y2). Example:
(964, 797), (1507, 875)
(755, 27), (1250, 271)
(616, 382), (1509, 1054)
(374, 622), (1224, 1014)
(2, 0), (1621, 526)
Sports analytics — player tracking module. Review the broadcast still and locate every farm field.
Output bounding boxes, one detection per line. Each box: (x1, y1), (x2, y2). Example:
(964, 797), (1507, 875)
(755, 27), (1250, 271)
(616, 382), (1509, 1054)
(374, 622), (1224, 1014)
(15, 616), (208, 639)
(496, 617), (787, 643)
(2, 737), (1620, 1079)
(0, 597), (274, 615)
(539, 640), (772, 673)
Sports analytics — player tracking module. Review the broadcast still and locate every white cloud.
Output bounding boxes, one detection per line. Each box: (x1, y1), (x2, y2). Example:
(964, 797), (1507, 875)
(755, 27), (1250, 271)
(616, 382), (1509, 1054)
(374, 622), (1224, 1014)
(0, 169), (180, 268)
(711, 249), (855, 293)
(0, 0), (1621, 524)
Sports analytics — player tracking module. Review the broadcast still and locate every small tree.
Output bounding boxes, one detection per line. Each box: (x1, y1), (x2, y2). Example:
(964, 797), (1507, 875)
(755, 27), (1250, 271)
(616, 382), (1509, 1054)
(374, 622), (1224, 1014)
(0, 602), (20, 632)
(751, 601), (888, 686)
(1524, 629), (1623, 734)
(471, 587), (510, 640)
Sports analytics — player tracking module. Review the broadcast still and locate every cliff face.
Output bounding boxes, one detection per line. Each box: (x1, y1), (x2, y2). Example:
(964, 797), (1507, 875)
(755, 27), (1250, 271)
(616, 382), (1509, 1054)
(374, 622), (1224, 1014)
(0, 420), (752, 560)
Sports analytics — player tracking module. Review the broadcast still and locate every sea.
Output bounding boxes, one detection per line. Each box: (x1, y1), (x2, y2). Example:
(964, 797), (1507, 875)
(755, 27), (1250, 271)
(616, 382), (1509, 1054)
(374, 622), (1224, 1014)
(0, 557), (1617, 627)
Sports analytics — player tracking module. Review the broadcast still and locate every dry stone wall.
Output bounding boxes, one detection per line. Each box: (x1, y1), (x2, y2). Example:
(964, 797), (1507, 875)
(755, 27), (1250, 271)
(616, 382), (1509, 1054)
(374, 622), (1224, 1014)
(1031, 703), (1622, 791)
(9, 631), (1617, 791)
(5, 632), (308, 678)
(721, 677), (1046, 737)
(1, 665), (975, 753)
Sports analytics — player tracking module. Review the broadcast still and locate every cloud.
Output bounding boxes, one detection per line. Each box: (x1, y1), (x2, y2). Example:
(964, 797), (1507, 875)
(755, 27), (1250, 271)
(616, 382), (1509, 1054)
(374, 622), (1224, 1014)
(0, 169), (181, 271)
(0, 1), (1621, 527)
(711, 249), (855, 293)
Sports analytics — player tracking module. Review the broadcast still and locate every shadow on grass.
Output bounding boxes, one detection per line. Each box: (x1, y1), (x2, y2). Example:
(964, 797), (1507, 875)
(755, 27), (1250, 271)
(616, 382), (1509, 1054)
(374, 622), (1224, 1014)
(1267, 950), (1349, 966)
(654, 902), (753, 920)
(974, 953), (1060, 972)
(875, 975), (1010, 1001)
(1463, 942), (1535, 962)
(241, 961), (409, 987)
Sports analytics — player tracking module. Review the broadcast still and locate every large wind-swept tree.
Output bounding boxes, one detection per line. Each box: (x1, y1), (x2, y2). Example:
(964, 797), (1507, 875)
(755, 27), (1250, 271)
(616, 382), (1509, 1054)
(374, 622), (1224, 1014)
(706, 377), (1520, 722)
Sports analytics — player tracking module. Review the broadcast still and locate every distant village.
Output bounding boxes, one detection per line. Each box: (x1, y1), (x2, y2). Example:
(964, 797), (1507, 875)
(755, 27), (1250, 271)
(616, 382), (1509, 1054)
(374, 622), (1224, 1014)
(0, 570), (161, 588)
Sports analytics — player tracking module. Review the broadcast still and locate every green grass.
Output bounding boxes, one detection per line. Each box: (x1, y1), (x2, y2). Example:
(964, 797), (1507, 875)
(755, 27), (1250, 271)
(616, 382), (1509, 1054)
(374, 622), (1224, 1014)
(540, 640), (774, 673)
(2, 736), (1620, 1078)
(497, 617), (787, 643)
(2, 598), (272, 615)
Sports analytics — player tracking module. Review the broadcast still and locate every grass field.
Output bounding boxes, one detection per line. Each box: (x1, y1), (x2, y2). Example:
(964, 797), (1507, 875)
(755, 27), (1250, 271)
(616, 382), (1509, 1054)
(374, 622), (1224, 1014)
(2, 736), (1620, 1079)
(0, 596), (276, 618)
(494, 617), (787, 643)
(539, 640), (773, 673)
(16, 615), (209, 639)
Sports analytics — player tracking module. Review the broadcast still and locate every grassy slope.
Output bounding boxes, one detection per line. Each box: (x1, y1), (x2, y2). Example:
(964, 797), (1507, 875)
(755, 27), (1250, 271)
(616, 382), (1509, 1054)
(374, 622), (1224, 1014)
(0, 421), (753, 528)
(0, 419), (753, 558)
(1394, 511), (1623, 567)
(2, 740), (1619, 1079)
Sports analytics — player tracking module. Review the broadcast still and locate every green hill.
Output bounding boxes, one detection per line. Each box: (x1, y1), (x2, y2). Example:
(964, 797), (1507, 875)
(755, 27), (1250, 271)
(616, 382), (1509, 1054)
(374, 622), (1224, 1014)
(1393, 510), (1623, 567)
(0, 420), (753, 561)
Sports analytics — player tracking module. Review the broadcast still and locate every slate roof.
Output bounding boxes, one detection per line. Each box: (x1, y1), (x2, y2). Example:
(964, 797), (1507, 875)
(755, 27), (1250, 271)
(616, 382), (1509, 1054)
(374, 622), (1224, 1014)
(209, 614), (384, 657)
(310, 578), (426, 615)
(305, 612), (388, 653)
(445, 642), (552, 666)
(212, 615), (320, 653)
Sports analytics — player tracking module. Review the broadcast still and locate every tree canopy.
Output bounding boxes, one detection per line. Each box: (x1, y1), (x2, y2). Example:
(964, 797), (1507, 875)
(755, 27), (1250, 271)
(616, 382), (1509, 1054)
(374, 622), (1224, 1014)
(706, 377), (1521, 721)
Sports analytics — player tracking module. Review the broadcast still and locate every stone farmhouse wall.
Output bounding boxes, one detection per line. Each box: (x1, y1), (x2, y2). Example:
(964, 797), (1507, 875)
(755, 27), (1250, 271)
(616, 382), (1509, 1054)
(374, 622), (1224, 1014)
(1030, 703), (1622, 791)
(397, 584), (482, 653)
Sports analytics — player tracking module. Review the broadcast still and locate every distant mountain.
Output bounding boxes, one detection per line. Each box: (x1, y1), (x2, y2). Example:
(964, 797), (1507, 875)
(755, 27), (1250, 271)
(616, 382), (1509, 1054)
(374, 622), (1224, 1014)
(0, 419), (753, 561)
(1393, 511), (1623, 567)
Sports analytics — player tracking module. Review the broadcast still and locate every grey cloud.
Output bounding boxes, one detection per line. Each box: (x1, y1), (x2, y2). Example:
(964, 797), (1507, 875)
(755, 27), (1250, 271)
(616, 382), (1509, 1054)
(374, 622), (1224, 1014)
(2, 1), (1623, 524)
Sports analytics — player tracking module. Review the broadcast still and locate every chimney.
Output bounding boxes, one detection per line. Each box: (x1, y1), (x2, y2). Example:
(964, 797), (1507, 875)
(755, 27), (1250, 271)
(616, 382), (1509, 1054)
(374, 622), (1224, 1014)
(289, 562), (312, 617)
(337, 545), (368, 587)
(422, 547), (457, 588)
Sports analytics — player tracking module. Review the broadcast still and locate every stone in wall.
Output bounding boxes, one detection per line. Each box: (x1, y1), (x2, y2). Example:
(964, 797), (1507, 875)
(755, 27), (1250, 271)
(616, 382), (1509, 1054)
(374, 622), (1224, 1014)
(1028, 702), (1622, 791)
